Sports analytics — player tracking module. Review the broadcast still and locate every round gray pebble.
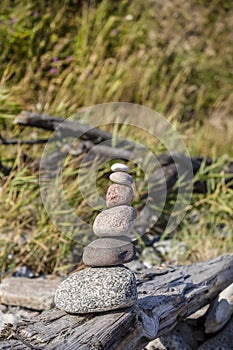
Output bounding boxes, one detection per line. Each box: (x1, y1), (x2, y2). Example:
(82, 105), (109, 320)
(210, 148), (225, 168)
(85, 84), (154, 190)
(55, 266), (138, 313)
(110, 172), (133, 186)
(93, 205), (137, 237)
(83, 237), (136, 266)
(106, 184), (134, 208)
(111, 163), (130, 172)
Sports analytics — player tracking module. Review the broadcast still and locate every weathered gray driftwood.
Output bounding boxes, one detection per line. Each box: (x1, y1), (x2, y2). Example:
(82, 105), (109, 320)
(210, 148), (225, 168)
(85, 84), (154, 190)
(0, 277), (60, 311)
(2, 111), (230, 194)
(14, 111), (112, 142)
(13, 111), (233, 190)
(1, 254), (232, 350)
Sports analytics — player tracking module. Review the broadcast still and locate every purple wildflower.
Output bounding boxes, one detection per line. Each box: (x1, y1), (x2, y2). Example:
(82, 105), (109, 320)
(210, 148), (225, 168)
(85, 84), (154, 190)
(9, 18), (18, 24)
(50, 67), (57, 75)
(111, 29), (118, 36)
(65, 55), (72, 62)
(32, 11), (39, 17)
(52, 57), (59, 62)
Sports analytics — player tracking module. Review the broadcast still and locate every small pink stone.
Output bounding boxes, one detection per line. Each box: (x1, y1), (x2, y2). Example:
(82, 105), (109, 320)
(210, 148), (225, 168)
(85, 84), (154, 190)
(106, 184), (134, 208)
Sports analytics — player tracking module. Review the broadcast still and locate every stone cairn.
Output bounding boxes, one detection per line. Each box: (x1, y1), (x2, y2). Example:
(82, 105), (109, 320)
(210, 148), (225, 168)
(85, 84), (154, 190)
(55, 163), (138, 313)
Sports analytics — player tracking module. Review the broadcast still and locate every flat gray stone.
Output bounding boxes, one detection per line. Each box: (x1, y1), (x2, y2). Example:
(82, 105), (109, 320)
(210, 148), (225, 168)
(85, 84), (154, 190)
(198, 317), (233, 350)
(106, 184), (134, 208)
(83, 237), (135, 266)
(205, 282), (233, 333)
(110, 171), (133, 186)
(0, 276), (60, 311)
(111, 163), (129, 172)
(93, 205), (136, 237)
(55, 266), (138, 313)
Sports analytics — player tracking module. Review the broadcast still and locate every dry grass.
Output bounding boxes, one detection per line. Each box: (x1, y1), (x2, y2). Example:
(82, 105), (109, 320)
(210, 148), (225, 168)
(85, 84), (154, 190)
(0, 0), (232, 275)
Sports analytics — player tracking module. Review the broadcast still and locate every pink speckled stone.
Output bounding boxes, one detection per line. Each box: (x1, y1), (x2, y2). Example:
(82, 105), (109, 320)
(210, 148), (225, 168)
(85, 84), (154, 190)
(106, 184), (134, 208)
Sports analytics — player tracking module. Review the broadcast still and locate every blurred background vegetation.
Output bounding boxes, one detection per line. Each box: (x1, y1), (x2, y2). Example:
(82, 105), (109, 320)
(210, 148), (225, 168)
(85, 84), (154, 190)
(0, 0), (232, 276)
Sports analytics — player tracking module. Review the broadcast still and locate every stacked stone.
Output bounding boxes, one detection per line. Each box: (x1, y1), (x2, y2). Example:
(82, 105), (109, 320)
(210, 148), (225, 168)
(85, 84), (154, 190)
(55, 163), (138, 314)
(83, 163), (136, 267)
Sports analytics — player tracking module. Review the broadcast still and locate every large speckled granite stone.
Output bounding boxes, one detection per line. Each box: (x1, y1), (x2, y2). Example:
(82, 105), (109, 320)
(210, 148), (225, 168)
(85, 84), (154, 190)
(83, 237), (135, 266)
(93, 206), (136, 237)
(55, 266), (138, 313)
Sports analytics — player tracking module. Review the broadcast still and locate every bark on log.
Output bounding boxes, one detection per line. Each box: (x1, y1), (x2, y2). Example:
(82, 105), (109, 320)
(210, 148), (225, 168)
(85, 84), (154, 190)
(15, 111), (112, 142)
(0, 134), (57, 145)
(1, 254), (232, 350)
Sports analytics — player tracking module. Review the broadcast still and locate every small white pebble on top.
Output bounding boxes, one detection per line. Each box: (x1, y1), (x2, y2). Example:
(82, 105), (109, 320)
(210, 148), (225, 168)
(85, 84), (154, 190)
(111, 163), (129, 172)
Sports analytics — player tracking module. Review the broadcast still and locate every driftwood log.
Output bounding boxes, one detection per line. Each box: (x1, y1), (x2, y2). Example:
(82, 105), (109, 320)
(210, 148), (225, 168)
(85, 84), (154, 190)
(14, 111), (113, 142)
(1, 254), (232, 350)
(11, 111), (233, 188)
(0, 110), (231, 195)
